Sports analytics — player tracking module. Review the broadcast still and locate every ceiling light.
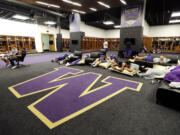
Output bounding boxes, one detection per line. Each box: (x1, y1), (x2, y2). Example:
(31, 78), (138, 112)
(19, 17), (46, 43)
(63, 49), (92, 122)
(169, 20), (180, 24)
(62, 0), (82, 7)
(171, 11), (180, 17)
(120, 0), (127, 5)
(12, 14), (30, 20)
(72, 9), (86, 14)
(44, 21), (56, 25)
(36, 1), (60, 8)
(97, 2), (110, 8)
(103, 21), (114, 25)
(114, 25), (121, 28)
(90, 8), (97, 12)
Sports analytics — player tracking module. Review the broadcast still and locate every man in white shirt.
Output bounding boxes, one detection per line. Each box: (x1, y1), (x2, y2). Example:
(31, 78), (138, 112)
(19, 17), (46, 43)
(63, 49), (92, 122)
(103, 40), (108, 51)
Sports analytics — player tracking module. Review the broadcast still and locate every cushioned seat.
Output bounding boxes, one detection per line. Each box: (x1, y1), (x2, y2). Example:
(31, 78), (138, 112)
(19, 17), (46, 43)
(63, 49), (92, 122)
(156, 81), (180, 108)
(69, 51), (82, 61)
(99, 48), (107, 55)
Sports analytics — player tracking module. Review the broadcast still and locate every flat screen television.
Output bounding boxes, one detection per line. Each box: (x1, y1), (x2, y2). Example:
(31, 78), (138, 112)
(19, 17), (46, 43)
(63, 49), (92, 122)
(124, 38), (135, 45)
(71, 40), (78, 44)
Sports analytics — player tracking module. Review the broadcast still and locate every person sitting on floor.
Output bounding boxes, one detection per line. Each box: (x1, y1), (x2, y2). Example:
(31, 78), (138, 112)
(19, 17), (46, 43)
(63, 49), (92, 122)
(112, 61), (140, 72)
(8, 48), (26, 69)
(133, 55), (170, 63)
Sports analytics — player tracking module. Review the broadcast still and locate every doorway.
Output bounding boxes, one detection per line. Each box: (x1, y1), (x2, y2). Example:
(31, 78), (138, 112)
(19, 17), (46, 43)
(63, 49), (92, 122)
(42, 34), (55, 52)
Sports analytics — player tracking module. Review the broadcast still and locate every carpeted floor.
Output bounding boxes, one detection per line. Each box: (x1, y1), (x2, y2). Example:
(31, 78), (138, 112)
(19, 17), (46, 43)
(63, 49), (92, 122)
(0, 51), (118, 69)
(0, 52), (180, 135)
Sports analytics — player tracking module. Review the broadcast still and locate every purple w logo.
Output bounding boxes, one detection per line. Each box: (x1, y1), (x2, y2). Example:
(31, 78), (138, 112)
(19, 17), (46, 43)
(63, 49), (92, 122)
(9, 67), (142, 129)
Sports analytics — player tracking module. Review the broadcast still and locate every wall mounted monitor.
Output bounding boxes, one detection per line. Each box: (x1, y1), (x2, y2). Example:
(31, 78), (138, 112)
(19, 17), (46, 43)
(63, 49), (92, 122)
(71, 40), (78, 44)
(124, 38), (135, 45)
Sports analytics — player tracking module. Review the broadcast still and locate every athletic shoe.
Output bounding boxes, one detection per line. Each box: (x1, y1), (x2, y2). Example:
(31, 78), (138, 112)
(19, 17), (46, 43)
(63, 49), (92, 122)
(59, 61), (64, 65)
(7, 64), (12, 68)
(66, 63), (71, 67)
(136, 73), (143, 78)
(91, 63), (97, 67)
(11, 66), (17, 69)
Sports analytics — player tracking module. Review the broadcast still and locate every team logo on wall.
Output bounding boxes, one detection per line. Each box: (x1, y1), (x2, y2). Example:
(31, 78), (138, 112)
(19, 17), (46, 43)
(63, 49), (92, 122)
(9, 67), (143, 129)
(125, 8), (140, 25)
(121, 5), (143, 27)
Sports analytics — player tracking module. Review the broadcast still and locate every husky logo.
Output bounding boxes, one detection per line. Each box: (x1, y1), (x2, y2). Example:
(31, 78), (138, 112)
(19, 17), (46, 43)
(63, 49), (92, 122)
(9, 67), (142, 129)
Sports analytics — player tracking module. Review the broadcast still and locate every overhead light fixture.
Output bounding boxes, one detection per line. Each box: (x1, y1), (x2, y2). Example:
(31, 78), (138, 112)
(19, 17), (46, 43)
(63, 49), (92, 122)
(62, 0), (82, 7)
(103, 21), (114, 25)
(90, 8), (97, 12)
(44, 21), (56, 25)
(171, 11), (180, 17)
(36, 1), (60, 8)
(72, 9), (86, 14)
(12, 14), (30, 20)
(120, 0), (127, 5)
(97, 2), (110, 8)
(169, 20), (180, 24)
(114, 25), (121, 28)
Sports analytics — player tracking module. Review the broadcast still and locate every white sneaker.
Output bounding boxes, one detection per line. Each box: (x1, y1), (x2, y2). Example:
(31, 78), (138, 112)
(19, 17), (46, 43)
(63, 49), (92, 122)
(7, 64), (11, 68)
(65, 63), (71, 67)
(59, 61), (64, 65)
(11, 66), (17, 69)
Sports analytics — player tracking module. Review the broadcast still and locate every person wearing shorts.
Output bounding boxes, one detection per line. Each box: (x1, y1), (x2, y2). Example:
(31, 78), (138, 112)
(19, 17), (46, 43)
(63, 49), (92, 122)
(133, 55), (169, 63)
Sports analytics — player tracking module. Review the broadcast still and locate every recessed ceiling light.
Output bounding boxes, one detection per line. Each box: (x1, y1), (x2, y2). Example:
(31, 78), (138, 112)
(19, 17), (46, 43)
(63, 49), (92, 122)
(120, 0), (127, 5)
(90, 8), (97, 12)
(62, 0), (82, 7)
(12, 14), (30, 20)
(44, 21), (56, 25)
(97, 2), (110, 8)
(36, 1), (60, 8)
(72, 9), (86, 14)
(169, 20), (180, 24)
(171, 11), (180, 17)
(103, 21), (114, 25)
(114, 25), (121, 28)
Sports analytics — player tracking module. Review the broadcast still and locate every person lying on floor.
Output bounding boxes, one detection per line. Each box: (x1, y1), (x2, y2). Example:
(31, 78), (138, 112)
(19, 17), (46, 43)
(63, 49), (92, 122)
(162, 65), (180, 88)
(91, 55), (116, 68)
(91, 55), (107, 67)
(133, 55), (170, 63)
(59, 54), (78, 65)
(8, 48), (26, 69)
(65, 54), (90, 67)
(112, 61), (140, 72)
(137, 66), (176, 79)
(51, 54), (75, 65)
(51, 54), (69, 63)
(164, 65), (180, 82)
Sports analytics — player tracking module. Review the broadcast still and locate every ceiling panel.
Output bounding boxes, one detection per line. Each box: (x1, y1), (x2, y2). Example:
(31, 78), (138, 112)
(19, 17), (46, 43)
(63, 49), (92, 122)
(146, 0), (180, 26)
(0, 0), (145, 29)
(17, 0), (143, 14)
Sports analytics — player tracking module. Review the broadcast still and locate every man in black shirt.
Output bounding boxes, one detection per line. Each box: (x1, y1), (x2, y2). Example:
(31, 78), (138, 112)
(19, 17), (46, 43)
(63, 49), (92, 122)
(9, 48), (26, 69)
